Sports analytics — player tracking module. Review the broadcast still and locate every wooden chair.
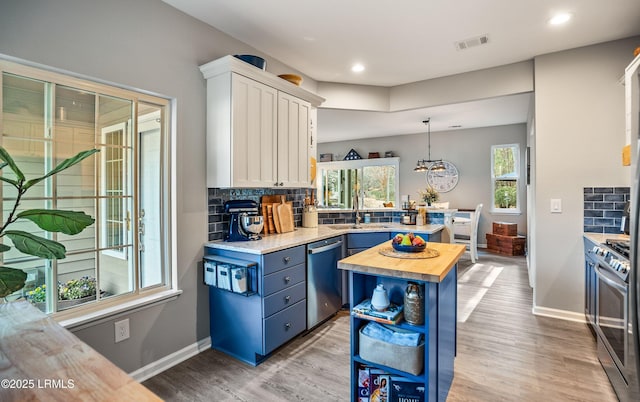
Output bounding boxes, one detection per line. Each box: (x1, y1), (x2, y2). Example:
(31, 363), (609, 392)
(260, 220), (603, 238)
(453, 203), (483, 263)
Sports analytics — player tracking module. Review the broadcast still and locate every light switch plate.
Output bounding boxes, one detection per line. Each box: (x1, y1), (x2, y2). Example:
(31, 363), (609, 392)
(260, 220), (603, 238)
(550, 198), (562, 213)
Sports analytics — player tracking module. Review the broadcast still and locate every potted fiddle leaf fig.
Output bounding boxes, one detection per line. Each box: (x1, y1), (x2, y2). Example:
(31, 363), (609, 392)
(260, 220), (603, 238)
(0, 147), (99, 299)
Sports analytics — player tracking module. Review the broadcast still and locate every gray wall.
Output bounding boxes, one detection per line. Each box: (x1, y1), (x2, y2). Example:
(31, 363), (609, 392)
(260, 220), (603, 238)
(533, 37), (637, 316)
(0, 0), (314, 373)
(2, 0), (639, 376)
(318, 124), (529, 243)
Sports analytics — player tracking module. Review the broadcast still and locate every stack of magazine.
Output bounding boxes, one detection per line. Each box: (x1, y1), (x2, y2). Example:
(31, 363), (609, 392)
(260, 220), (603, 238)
(352, 299), (404, 325)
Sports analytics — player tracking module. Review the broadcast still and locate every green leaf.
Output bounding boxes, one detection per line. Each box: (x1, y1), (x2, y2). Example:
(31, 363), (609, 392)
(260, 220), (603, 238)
(0, 244), (11, 253)
(4, 230), (66, 259)
(24, 149), (99, 190)
(0, 147), (25, 182)
(0, 176), (19, 187)
(0, 266), (27, 298)
(17, 209), (95, 235)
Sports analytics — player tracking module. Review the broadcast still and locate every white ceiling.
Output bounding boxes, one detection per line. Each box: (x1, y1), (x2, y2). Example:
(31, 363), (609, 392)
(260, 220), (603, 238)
(318, 93), (532, 143)
(164, 0), (640, 141)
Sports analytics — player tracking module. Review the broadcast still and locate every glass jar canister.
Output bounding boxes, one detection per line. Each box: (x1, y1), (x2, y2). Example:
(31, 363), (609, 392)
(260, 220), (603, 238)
(404, 282), (424, 325)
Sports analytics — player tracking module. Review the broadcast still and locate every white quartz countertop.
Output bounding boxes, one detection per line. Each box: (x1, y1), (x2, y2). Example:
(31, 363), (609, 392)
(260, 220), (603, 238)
(205, 223), (445, 254)
(584, 232), (629, 244)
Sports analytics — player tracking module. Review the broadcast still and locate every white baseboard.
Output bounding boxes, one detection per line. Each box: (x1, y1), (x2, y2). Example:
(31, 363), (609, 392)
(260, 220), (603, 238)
(130, 336), (211, 382)
(532, 306), (586, 323)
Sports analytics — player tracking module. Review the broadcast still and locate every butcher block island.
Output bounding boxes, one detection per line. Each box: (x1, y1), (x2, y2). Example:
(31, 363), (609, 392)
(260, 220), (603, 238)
(338, 241), (465, 402)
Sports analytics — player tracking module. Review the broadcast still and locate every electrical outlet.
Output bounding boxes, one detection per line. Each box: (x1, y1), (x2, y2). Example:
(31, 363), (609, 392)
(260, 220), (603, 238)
(114, 318), (130, 343)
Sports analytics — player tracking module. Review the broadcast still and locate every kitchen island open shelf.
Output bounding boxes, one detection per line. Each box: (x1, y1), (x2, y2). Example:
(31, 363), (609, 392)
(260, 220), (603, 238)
(339, 240), (465, 402)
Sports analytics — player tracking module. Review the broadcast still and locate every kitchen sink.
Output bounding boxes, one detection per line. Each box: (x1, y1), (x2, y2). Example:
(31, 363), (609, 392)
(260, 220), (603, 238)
(328, 224), (391, 230)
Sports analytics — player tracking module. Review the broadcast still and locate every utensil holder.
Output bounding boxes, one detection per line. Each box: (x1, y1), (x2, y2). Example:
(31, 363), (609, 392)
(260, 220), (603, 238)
(302, 208), (318, 228)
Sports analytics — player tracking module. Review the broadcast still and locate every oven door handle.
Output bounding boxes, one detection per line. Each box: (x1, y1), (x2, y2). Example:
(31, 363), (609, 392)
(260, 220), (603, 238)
(594, 265), (627, 292)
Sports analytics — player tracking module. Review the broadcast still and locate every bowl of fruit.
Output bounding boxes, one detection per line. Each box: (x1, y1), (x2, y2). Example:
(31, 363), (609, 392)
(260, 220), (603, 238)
(391, 232), (426, 252)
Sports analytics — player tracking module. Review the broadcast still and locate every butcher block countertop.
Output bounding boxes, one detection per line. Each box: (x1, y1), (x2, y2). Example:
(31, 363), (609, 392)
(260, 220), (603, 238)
(0, 301), (161, 402)
(338, 240), (466, 283)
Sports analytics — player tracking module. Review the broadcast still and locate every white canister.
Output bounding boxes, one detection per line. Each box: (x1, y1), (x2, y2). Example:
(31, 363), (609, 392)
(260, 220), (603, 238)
(231, 267), (247, 293)
(216, 264), (231, 291)
(371, 283), (390, 311)
(204, 260), (216, 286)
(302, 207), (318, 228)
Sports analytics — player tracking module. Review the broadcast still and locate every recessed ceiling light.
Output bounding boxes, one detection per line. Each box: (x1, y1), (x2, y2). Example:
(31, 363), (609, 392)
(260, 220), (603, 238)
(549, 12), (572, 25)
(351, 63), (365, 73)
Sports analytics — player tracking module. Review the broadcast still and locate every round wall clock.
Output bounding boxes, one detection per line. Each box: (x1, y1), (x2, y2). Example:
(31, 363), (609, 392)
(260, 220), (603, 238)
(426, 160), (459, 193)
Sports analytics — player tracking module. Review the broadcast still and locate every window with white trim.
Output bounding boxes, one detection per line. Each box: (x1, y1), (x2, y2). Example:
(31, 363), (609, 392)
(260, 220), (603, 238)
(491, 144), (520, 213)
(1, 60), (172, 315)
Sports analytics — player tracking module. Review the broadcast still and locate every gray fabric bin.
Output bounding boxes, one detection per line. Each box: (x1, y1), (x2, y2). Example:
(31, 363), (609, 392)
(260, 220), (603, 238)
(359, 326), (424, 375)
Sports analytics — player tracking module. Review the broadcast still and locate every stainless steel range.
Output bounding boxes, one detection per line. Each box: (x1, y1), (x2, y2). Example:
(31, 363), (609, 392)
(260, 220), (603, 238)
(588, 239), (636, 401)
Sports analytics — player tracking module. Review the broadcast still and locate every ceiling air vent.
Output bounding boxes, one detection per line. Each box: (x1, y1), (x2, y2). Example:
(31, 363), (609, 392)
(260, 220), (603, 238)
(455, 34), (489, 51)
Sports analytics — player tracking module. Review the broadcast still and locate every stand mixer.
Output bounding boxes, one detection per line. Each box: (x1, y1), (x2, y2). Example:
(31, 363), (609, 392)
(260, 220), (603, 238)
(224, 200), (263, 241)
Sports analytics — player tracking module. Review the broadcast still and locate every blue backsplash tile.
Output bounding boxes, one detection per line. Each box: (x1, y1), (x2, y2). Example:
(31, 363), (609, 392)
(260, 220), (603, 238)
(583, 186), (629, 234)
(207, 188), (310, 241)
(208, 189), (449, 241)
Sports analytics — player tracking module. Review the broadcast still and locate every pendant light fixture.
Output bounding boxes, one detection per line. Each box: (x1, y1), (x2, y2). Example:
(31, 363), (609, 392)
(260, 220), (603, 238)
(414, 118), (446, 172)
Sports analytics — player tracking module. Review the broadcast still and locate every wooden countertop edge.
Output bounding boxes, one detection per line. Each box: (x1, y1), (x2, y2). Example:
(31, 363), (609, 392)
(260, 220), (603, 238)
(0, 300), (162, 401)
(338, 241), (466, 283)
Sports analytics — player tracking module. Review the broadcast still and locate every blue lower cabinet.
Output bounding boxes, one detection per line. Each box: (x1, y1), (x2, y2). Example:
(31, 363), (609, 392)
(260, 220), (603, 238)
(263, 281), (306, 317)
(205, 245), (307, 366)
(263, 264), (305, 295)
(347, 232), (391, 250)
(264, 299), (307, 354)
(349, 266), (457, 401)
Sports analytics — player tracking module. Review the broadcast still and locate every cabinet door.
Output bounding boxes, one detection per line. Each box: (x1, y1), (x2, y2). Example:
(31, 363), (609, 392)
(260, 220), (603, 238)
(277, 92), (310, 187)
(231, 74), (278, 187)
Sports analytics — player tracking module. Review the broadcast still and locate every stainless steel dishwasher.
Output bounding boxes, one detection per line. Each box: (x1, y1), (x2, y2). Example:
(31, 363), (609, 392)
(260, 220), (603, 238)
(307, 236), (344, 329)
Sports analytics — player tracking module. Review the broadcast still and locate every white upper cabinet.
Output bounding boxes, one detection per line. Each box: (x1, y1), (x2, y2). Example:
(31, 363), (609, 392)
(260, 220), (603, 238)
(277, 92), (310, 187)
(200, 56), (324, 188)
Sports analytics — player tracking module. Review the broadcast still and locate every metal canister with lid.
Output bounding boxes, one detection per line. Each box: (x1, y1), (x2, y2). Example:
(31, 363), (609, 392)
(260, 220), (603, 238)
(404, 282), (424, 325)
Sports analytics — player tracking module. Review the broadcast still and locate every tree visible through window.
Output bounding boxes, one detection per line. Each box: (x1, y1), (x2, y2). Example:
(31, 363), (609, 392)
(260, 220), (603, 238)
(491, 144), (520, 211)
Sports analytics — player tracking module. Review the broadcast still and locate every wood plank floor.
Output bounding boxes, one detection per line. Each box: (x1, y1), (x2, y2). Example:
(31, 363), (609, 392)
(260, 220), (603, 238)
(143, 251), (617, 401)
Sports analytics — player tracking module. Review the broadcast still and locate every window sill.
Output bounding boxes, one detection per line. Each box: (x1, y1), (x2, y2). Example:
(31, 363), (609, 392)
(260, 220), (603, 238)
(490, 209), (522, 216)
(56, 289), (182, 330)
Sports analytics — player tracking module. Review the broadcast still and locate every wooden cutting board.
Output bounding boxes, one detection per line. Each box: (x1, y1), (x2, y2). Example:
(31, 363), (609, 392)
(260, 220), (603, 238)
(261, 195), (284, 234)
(277, 202), (294, 233)
(272, 203), (282, 233)
(265, 204), (275, 234)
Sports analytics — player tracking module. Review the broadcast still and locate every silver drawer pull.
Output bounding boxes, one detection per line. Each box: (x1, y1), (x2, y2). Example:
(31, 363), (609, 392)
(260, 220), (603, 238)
(284, 295), (291, 303)
(284, 323), (291, 330)
(283, 256), (291, 263)
(284, 276), (291, 284)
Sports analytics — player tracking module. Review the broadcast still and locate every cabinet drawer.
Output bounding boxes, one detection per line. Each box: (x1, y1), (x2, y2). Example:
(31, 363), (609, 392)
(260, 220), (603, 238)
(263, 281), (306, 317)
(264, 299), (306, 354)
(263, 245), (306, 275)
(263, 264), (305, 296)
(347, 233), (390, 249)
